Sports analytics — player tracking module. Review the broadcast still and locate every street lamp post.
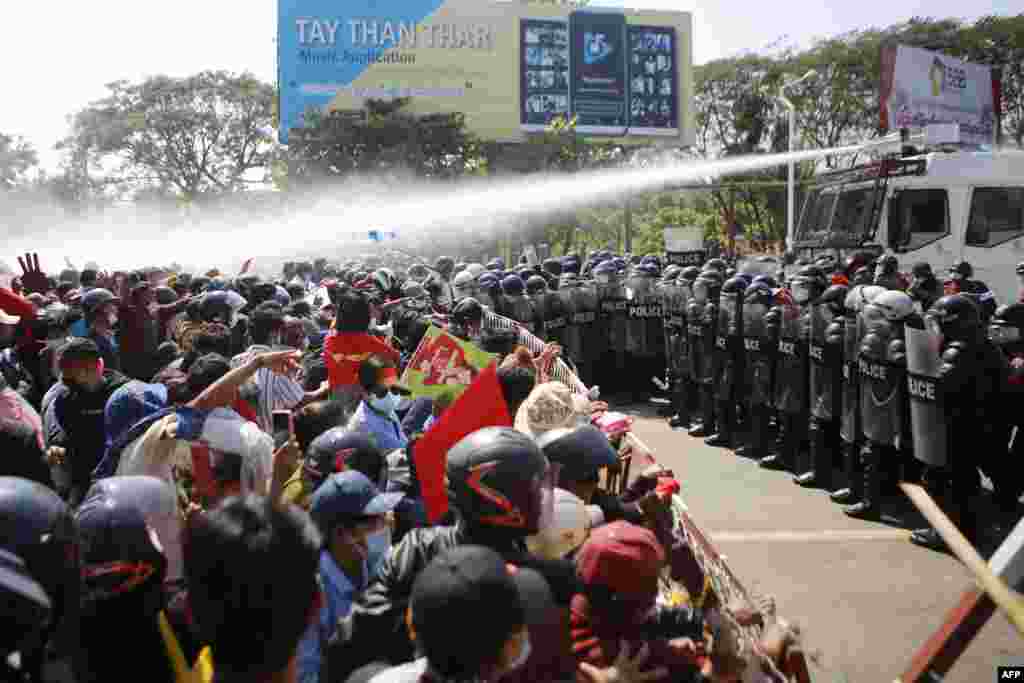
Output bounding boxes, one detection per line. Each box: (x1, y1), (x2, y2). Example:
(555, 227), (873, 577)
(779, 70), (818, 252)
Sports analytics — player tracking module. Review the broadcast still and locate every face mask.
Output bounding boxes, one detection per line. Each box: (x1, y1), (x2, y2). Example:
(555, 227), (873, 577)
(503, 632), (532, 674)
(365, 528), (391, 577)
(370, 392), (402, 414)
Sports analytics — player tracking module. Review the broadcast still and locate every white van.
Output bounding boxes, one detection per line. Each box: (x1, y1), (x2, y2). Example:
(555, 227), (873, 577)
(791, 143), (1024, 305)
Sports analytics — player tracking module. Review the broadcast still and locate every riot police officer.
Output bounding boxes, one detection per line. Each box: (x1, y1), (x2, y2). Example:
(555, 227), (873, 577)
(908, 262), (942, 313)
(451, 270), (479, 304)
(496, 274), (538, 336)
(707, 277), (746, 448)
(845, 290), (916, 520)
(760, 267), (819, 472)
(734, 283), (776, 460)
(527, 274), (568, 349)
(947, 261), (997, 323)
(658, 266), (685, 426)
(560, 271), (601, 387)
(689, 270), (723, 438)
(796, 284), (848, 489)
(672, 266), (702, 429)
(449, 298), (485, 345)
(910, 295), (1007, 550)
(595, 260), (629, 394)
(625, 262), (665, 399)
(476, 272), (499, 310)
(988, 302), (1024, 517)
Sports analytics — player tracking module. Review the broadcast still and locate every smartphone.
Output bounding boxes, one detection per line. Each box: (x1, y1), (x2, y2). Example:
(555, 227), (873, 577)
(272, 410), (293, 437)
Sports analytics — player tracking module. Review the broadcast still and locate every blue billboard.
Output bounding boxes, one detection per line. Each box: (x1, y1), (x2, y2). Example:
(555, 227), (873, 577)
(569, 11), (629, 135)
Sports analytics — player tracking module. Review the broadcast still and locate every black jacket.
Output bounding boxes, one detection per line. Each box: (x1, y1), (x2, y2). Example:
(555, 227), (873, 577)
(327, 521), (581, 680)
(44, 370), (131, 489)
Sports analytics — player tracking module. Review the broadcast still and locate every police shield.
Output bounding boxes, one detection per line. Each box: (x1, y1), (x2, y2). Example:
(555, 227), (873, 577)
(839, 312), (860, 444)
(598, 281), (629, 355)
(857, 305), (903, 447)
(659, 279), (685, 378)
(773, 302), (808, 414)
(743, 300), (772, 407)
(808, 304), (841, 421)
(904, 318), (947, 466)
(506, 294), (539, 337)
(713, 293), (740, 400)
(687, 298), (707, 383)
(625, 274), (663, 357)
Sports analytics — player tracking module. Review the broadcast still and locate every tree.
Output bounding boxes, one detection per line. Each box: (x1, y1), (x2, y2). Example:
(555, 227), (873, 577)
(282, 98), (482, 189)
(0, 133), (38, 190)
(59, 71), (276, 201)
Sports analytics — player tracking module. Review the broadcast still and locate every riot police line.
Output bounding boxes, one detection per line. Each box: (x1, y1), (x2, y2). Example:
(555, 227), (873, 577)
(438, 253), (1024, 555)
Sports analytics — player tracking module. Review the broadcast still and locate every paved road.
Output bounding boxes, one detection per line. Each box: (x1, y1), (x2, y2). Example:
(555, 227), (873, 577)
(623, 406), (1021, 683)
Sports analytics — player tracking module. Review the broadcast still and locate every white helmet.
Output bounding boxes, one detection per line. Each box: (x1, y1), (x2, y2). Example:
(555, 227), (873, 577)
(465, 263), (486, 279)
(525, 488), (603, 560)
(452, 270), (476, 290)
(847, 284), (887, 313)
(871, 290), (915, 322)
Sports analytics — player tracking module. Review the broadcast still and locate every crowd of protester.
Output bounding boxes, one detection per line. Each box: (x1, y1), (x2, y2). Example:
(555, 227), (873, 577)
(0, 253), (801, 683)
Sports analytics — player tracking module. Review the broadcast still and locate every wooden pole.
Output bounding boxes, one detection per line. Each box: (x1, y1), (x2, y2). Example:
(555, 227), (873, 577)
(899, 483), (1024, 636)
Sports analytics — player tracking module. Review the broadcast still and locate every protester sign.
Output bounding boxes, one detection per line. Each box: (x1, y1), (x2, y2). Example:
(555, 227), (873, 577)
(880, 44), (1000, 145)
(412, 361), (512, 522)
(401, 324), (498, 399)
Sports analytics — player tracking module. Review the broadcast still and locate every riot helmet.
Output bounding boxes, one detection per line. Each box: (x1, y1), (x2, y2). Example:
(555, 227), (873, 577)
(543, 258), (562, 277)
(990, 303), (1024, 347)
(435, 256), (455, 280)
(525, 275), (548, 296)
(925, 294), (981, 345)
(559, 273), (580, 289)
(819, 284), (849, 317)
(692, 273), (721, 304)
(679, 266), (701, 284)
(592, 261), (619, 285)
(870, 290), (915, 323)
(949, 260), (973, 281)
(486, 258), (505, 272)
(452, 298), (485, 330)
(661, 265), (682, 283)
(446, 427), (553, 535)
(751, 274), (778, 289)
(721, 276), (748, 296)
(705, 258), (727, 275)
(502, 274), (526, 297)
(452, 270), (478, 301)
(466, 263), (486, 279)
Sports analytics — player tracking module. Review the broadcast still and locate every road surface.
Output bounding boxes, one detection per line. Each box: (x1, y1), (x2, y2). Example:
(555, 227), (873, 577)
(624, 406), (1022, 683)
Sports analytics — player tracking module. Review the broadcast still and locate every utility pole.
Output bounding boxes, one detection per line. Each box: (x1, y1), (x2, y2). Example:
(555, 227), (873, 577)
(623, 195), (633, 254)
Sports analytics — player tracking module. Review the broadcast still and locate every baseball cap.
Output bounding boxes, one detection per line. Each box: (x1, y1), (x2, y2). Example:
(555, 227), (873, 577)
(410, 546), (533, 664)
(307, 429), (385, 489)
(309, 471), (403, 534)
(58, 337), (102, 368)
(575, 520), (664, 602)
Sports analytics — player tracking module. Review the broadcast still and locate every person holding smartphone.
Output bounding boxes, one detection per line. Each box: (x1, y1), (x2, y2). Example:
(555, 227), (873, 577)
(345, 355), (411, 452)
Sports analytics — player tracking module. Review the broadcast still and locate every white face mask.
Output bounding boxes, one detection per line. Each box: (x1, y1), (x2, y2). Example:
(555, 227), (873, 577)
(369, 392), (402, 414)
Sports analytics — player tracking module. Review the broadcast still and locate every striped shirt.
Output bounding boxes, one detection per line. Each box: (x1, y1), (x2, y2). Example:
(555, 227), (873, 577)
(230, 345), (305, 433)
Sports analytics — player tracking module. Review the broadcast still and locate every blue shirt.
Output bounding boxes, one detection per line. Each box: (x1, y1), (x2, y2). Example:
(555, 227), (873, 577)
(349, 401), (409, 451)
(296, 551), (367, 683)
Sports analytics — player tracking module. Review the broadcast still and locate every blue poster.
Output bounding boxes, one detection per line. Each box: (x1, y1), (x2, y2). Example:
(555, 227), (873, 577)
(569, 11), (628, 134)
(277, 0), (446, 143)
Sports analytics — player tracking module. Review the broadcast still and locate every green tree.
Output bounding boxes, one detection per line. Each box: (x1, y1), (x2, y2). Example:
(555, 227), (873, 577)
(0, 133), (38, 190)
(59, 71), (276, 201)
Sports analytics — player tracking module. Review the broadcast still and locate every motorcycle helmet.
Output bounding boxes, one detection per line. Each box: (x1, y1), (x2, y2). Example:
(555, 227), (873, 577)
(501, 274), (526, 296)
(446, 427), (552, 535)
(525, 275), (548, 296)
(537, 425), (617, 486)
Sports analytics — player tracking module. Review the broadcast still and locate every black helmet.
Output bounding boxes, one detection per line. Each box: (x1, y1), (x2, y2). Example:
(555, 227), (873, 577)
(81, 288), (119, 317)
(949, 260), (973, 280)
(990, 302), (1024, 346)
(452, 298), (485, 327)
(446, 427), (550, 534)
(525, 275), (548, 295)
(705, 258), (727, 274)
(435, 256), (455, 279)
(661, 265), (682, 282)
(926, 294), (981, 342)
(819, 284), (849, 315)
(154, 286), (177, 306)
(199, 291), (234, 324)
(542, 258), (562, 277)
(501, 274), (525, 296)
(721, 276), (748, 295)
(486, 258), (504, 272)
(679, 266), (701, 283)
(911, 262), (933, 279)
(536, 426), (617, 484)
(515, 266), (534, 282)
(744, 283), (775, 308)
(189, 276), (211, 295)
(0, 478), (79, 658)
(751, 274), (778, 289)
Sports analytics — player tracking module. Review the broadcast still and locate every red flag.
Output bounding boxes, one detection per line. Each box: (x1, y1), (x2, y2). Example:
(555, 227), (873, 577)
(413, 361), (512, 523)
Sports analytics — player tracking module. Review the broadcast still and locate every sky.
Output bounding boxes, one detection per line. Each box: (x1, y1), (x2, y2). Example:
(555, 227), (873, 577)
(0, 0), (1017, 171)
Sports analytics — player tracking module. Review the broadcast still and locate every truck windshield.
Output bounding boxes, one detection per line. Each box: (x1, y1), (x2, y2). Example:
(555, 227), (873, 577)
(795, 183), (877, 246)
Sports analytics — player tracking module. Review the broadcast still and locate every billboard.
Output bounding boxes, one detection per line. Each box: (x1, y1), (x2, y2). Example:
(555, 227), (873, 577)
(880, 44), (1000, 145)
(277, 0), (693, 146)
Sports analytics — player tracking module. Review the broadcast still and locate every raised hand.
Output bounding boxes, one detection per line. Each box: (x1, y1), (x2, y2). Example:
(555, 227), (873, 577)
(17, 253), (49, 295)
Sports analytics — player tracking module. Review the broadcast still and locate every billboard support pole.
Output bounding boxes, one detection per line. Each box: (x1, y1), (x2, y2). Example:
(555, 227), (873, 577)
(624, 195), (633, 254)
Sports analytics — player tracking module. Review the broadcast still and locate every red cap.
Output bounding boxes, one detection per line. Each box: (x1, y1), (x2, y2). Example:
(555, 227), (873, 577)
(575, 521), (664, 601)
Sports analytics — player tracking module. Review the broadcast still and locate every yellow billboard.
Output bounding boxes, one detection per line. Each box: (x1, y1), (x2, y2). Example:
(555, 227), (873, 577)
(278, 0), (693, 146)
